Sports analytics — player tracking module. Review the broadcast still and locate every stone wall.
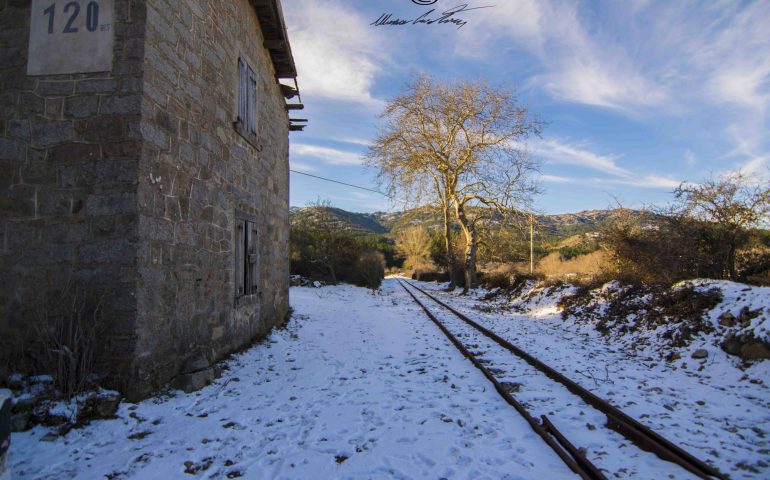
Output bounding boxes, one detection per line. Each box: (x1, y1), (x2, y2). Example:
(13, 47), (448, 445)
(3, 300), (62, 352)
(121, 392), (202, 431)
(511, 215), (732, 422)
(0, 0), (146, 389)
(131, 0), (290, 398)
(1, 0), (291, 399)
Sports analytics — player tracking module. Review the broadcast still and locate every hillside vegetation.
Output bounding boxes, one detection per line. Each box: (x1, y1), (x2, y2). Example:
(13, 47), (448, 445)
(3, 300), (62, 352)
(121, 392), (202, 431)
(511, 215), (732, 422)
(291, 205), (633, 239)
(291, 204), (770, 288)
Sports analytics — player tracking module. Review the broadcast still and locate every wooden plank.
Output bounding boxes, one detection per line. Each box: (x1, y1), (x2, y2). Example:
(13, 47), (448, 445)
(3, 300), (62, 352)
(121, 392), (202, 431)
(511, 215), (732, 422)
(247, 221), (259, 294)
(236, 222), (245, 297)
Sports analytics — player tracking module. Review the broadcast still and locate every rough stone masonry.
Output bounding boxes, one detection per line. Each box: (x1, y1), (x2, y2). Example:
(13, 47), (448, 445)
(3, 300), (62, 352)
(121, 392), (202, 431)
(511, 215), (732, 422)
(0, 0), (296, 400)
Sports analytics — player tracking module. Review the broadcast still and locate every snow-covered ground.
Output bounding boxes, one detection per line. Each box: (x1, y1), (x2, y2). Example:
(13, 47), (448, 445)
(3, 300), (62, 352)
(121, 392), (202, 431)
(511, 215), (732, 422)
(8, 278), (769, 479)
(417, 279), (770, 479)
(10, 280), (573, 479)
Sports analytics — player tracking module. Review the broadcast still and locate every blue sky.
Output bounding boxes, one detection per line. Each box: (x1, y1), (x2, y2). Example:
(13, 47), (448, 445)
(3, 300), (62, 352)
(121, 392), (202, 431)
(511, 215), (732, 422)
(282, 0), (770, 214)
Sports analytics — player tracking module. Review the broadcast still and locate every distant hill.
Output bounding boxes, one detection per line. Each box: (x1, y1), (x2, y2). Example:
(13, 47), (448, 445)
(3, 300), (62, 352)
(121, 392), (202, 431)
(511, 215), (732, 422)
(290, 205), (643, 238)
(374, 207), (619, 237)
(290, 206), (388, 235)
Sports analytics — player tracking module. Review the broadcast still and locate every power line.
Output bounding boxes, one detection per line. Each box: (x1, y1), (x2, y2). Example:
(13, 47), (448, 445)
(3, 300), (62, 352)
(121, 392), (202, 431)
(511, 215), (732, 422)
(289, 169), (388, 196)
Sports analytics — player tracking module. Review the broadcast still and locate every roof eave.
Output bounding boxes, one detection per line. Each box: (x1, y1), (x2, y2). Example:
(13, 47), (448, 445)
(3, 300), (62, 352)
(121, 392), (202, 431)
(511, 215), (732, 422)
(250, 0), (298, 79)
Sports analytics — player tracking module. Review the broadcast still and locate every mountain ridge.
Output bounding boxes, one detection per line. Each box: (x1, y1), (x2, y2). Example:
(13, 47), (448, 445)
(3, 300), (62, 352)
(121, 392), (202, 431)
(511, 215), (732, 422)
(290, 206), (634, 238)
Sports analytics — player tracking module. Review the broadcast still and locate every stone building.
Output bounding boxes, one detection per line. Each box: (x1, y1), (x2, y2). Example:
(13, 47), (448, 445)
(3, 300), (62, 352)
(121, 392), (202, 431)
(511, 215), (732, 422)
(0, 0), (302, 399)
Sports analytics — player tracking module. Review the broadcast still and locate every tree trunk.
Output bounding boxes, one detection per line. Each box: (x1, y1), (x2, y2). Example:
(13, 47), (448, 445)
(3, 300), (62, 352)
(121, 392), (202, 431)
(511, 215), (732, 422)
(442, 203), (459, 290)
(727, 240), (737, 280)
(454, 202), (478, 291)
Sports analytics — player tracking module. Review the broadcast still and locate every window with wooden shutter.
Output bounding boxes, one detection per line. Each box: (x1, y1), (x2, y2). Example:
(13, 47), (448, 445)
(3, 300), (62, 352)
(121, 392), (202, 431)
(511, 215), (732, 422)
(237, 57), (257, 136)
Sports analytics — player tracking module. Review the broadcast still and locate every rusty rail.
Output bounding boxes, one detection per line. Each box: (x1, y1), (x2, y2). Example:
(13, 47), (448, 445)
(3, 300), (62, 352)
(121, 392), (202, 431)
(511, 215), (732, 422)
(401, 279), (728, 480)
(398, 281), (607, 480)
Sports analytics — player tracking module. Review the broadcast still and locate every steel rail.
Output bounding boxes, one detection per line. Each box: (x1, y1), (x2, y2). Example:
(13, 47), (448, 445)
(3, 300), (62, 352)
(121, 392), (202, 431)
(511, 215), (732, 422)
(398, 280), (607, 480)
(403, 279), (728, 480)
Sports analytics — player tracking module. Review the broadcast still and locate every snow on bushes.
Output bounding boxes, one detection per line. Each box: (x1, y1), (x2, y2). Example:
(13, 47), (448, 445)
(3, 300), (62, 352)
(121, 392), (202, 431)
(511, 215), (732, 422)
(477, 278), (770, 362)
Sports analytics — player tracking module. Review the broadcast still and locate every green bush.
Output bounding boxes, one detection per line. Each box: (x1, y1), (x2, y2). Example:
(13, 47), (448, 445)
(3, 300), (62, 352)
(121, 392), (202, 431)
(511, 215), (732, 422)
(290, 225), (391, 287)
(558, 244), (599, 261)
(354, 251), (386, 291)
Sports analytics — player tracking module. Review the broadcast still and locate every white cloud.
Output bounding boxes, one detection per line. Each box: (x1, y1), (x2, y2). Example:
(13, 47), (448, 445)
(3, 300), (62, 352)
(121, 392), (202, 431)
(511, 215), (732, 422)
(291, 143), (363, 166)
(458, 0), (770, 171)
(721, 131), (770, 179)
(325, 192), (387, 212)
(329, 136), (372, 147)
(641, 1), (770, 168)
(283, 0), (386, 107)
(696, 2), (770, 112)
(540, 60), (665, 111)
(535, 139), (680, 189)
(456, 0), (544, 48)
(535, 139), (628, 178)
(617, 175), (680, 190)
(458, 0), (770, 118)
(456, 0), (667, 111)
(708, 66), (770, 110)
(684, 149), (697, 167)
(540, 174), (576, 184)
(739, 156), (770, 178)
(289, 161), (318, 173)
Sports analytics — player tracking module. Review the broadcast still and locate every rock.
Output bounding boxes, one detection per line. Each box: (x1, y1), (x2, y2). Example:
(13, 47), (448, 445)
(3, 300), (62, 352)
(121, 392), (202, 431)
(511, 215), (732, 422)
(741, 342), (770, 360)
(738, 306), (761, 325)
(721, 332), (770, 361)
(74, 393), (97, 425)
(11, 395), (36, 414)
(721, 335), (743, 356)
(691, 349), (708, 359)
(40, 432), (58, 442)
(6, 374), (25, 390)
(57, 423), (73, 436)
(172, 367), (217, 393)
(718, 311), (736, 327)
(11, 412), (31, 432)
(35, 409), (68, 427)
(182, 355), (211, 373)
(95, 392), (122, 418)
(500, 382), (522, 393)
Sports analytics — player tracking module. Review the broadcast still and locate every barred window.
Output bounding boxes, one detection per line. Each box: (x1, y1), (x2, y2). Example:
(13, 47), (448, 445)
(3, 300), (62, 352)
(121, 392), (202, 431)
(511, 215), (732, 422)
(237, 58), (257, 135)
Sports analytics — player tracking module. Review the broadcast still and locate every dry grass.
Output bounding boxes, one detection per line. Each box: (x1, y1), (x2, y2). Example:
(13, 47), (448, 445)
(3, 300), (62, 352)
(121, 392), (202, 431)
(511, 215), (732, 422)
(537, 250), (608, 280)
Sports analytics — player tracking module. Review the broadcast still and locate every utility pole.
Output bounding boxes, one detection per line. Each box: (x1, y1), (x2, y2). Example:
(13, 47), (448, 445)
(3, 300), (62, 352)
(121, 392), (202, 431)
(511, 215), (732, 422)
(529, 213), (534, 274)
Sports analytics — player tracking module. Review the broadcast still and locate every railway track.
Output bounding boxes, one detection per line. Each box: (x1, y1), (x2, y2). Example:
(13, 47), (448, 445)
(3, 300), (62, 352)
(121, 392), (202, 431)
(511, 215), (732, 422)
(397, 278), (728, 480)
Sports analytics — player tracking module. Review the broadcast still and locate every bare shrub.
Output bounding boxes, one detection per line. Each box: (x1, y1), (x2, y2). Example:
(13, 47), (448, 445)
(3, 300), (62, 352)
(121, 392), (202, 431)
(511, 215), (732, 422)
(600, 208), (724, 285)
(5, 282), (106, 399)
(737, 247), (770, 286)
(355, 251), (386, 292)
(396, 227), (433, 270)
(675, 172), (769, 280)
(479, 268), (544, 293)
(479, 271), (513, 290)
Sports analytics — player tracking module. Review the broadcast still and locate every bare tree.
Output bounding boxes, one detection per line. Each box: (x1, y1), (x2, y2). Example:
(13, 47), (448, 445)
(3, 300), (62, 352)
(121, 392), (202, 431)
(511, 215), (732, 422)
(674, 172), (770, 280)
(395, 226), (432, 270)
(366, 75), (542, 290)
